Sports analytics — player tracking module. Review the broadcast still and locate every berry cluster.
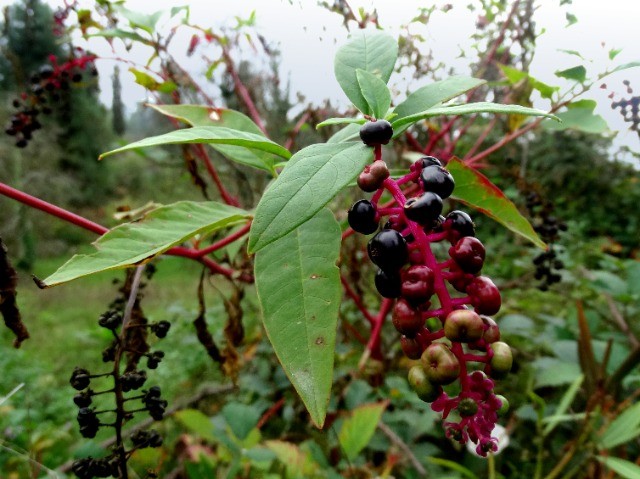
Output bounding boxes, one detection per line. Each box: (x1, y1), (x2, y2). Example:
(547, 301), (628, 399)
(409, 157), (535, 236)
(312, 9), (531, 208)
(4, 51), (97, 148)
(348, 120), (512, 456)
(525, 190), (566, 290)
(611, 80), (640, 136)
(70, 280), (170, 478)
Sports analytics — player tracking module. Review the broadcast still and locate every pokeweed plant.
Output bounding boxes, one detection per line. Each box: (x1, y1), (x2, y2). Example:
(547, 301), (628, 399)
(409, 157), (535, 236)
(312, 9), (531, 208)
(11, 29), (557, 471)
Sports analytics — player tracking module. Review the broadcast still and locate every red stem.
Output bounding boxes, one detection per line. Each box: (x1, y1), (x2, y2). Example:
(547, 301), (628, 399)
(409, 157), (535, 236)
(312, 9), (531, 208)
(194, 223), (251, 257)
(366, 298), (393, 360)
(193, 144), (240, 206)
(256, 397), (285, 429)
(284, 111), (310, 151)
(340, 275), (376, 325)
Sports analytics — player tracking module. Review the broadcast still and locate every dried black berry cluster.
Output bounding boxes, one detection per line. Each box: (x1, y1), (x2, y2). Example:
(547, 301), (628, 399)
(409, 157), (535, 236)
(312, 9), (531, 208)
(611, 80), (640, 137)
(70, 267), (170, 479)
(524, 190), (566, 290)
(4, 52), (97, 148)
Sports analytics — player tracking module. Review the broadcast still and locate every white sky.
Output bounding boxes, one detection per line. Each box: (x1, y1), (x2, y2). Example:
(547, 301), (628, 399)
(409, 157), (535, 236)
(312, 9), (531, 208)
(4, 0), (640, 157)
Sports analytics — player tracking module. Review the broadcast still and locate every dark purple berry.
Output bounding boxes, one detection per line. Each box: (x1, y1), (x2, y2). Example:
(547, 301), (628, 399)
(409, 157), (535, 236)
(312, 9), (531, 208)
(401, 265), (435, 304)
(348, 199), (378, 235)
(374, 268), (401, 298)
(444, 210), (476, 242)
(403, 192), (443, 225)
(400, 336), (423, 359)
(420, 165), (455, 199)
(359, 120), (393, 146)
(392, 299), (423, 336)
(367, 229), (408, 271)
(467, 276), (501, 315)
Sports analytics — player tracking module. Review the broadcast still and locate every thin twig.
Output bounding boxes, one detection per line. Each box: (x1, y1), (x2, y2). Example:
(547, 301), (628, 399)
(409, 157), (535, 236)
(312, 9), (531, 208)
(377, 421), (427, 476)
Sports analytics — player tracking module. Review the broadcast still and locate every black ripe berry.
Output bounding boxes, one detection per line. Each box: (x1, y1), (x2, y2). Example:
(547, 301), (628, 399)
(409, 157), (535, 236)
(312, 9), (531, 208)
(348, 199), (378, 235)
(359, 120), (393, 146)
(421, 165), (455, 199)
(416, 156), (442, 169)
(404, 192), (443, 225)
(374, 268), (402, 298)
(444, 210), (476, 242)
(367, 229), (408, 271)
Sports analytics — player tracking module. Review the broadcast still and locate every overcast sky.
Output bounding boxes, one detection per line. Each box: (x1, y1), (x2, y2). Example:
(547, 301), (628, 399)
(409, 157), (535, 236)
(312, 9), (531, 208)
(4, 0), (639, 158)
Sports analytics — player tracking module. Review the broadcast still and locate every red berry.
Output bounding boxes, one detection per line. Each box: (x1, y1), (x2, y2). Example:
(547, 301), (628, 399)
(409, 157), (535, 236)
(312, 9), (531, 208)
(467, 276), (501, 315)
(481, 315), (500, 343)
(400, 336), (423, 359)
(401, 265), (435, 305)
(392, 299), (423, 337)
(357, 160), (390, 192)
(450, 236), (486, 274)
(444, 309), (484, 342)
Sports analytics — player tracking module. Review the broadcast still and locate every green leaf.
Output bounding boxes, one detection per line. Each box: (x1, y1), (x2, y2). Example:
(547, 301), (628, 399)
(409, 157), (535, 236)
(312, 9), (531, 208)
(543, 374), (584, 437)
(174, 409), (216, 442)
(338, 402), (388, 461)
(555, 65), (587, 82)
(609, 48), (623, 60)
(392, 102), (558, 130)
(115, 5), (162, 35)
(89, 29), (152, 45)
(147, 104), (277, 173)
(611, 61), (640, 74)
(40, 201), (250, 287)
(356, 69), (391, 119)
(532, 358), (582, 388)
(499, 65), (558, 100)
(599, 401), (640, 449)
(265, 441), (319, 477)
(334, 30), (398, 114)
(326, 123), (361, 143)
(129, 68), (175, 93)
(255, 209), (342, 427)
(317, 117), (366, 129)
(565, 12), (578, 26)
(222, 403), (261, 441)
(597, 457), (640, 479)
(248, 142), (370, 253)
(545, 107), (609, 134)
(446, 158), (546, 249)
(393, 76), (486, 128)
(99, 126), (291, 161)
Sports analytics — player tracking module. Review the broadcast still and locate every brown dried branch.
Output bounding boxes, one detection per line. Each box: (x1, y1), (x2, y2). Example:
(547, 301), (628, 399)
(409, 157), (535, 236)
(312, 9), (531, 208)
(0, 236), (29, 347)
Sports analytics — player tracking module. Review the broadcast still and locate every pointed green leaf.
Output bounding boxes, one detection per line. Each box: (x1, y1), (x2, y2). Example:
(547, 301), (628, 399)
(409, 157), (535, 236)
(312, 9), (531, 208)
(447, 158), (546, 249)
(89, 29), (152, 45)
(393, 76), (486, 126)
(115, 5), (162, 35)
(147, 104), (278, 173)
(611, 61), (640, 74)
(338, 402), (388, 461)
(99, 126), (291, 162)
(326, 123), (361, 143)
(265, 441), (319, 477)
(545, 107), (609, 134)
(555, 65), (587, 82)
(542, 374), (584, 437)
(356, 69), (392, 119)
(334, 30), (398, 114)
(392, 102), (558, 130)
(609, 48), (623, 60)
(597, 457), (640, 479)
(599, 401), (640, 449)
(317, 117), (366, 129)
(248, 142), (371, 253)
(41, 201), (250, 287)
(255, 209), (342, 428)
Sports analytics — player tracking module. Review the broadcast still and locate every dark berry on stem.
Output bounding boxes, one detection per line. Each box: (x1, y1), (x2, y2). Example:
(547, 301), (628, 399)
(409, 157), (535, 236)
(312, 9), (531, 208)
(450, 236), (486, 274)
(348, 199), (378, 235)
(392, 299), (423, 337)
(467, 276), (501, 315)
(70, 367), (91, 390)
(374, 268), (401, 298)
(444, 210), (476, 242)
(401, 265), (435, 304)
(357, 160), (389, 192)
(404, 192), (443, 225)
(416, 156), (442, 170)
(420, 165), (455, 199)
(367, 229), (408, 271)
(359, 120), (393, 146)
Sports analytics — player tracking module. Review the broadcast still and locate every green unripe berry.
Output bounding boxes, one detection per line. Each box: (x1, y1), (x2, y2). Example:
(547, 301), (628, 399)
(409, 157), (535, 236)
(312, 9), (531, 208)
(495, 394), (510, 416)
(408, 365), (441, 402)
(444, 309), (484, 342)
(421, 343), (460, 385)
(458, 397), (479, 417)
(489, 341), (513, 379)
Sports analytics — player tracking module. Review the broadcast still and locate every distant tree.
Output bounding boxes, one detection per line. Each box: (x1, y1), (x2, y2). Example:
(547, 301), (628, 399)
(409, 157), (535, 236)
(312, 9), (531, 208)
(111, 65), (126, 135)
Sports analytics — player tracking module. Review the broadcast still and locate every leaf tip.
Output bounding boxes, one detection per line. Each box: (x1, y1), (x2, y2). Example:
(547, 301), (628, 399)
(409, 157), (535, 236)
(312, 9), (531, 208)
(31, 275), (49, 289)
